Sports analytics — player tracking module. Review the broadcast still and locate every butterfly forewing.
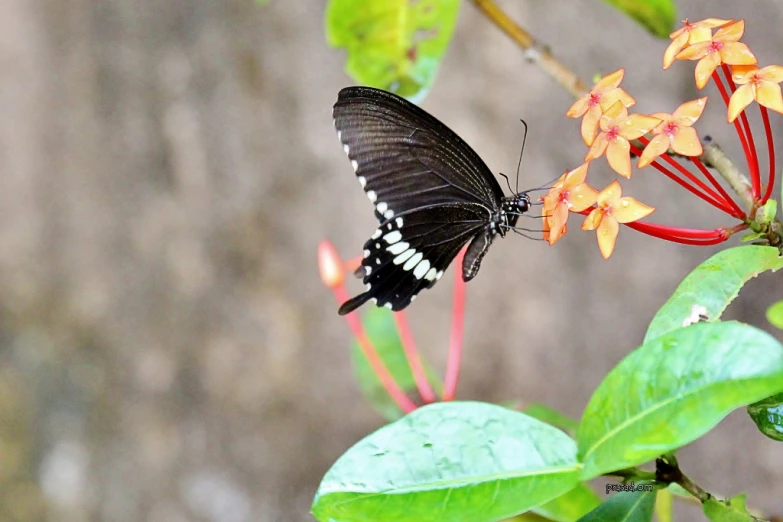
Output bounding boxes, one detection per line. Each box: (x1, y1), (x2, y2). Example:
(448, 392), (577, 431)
(333, 87), (513, 314)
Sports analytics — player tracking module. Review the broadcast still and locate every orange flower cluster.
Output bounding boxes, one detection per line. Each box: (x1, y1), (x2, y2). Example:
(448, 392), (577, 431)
(548, 18), (778, 259)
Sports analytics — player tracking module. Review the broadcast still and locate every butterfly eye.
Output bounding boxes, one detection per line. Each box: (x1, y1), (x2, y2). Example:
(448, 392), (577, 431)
(517, 199), (530, 212)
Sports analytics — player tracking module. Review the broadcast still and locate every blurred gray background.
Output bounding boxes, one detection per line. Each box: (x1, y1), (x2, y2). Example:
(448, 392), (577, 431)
(0, 0), (781, 521)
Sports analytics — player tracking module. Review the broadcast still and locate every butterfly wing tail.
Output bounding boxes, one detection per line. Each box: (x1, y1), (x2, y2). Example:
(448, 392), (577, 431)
(338, 292), (373, 316)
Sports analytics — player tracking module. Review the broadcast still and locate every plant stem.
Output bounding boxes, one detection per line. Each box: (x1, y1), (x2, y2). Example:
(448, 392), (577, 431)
(655, 458), (711, 503)
(701, 139), (755, 209)
(443, 247), (467, 401)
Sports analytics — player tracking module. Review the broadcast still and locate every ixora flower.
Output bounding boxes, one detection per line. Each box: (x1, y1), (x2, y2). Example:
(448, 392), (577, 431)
(566, 69), (636, 146)
(584, 102), (660, 178)
(549, 17), (782, 259)
(582, 181), (655, 259)
(674, 20), (757, 89)
(728, 65), (783, 122)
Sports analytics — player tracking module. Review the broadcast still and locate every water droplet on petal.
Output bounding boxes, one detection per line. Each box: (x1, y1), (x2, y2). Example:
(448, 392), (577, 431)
(621, 200), (630, 208)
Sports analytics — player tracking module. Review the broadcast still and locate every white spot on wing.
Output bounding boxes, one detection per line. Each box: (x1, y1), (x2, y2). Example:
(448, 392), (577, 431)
(395, 217), (403, 228)
(363, 249), (370, 258)
(358, 176), (367, 188)
(376, 202), (388, 214)
(436, 270), (444, 280)
(351, 160), (359, 172)
(375, 243), (380, 249)
(413, 259), (430, 279)
(384, 302), (393, 309)
(343, 144), (350, 155)
(365, 266), (372, 276)
(365, 283), (371, 290)
(337, 130), (342, 140)
(425, 268), (437, 281)
(367, 190), (377, 203)
(371, 229), (382, 239)
(375, 258), (381, 265)
(384, 231), (402, 244)
(371, 298), (377, 304)
(383, 209), (394, 219)
(387, 241), (409, 255)
(403, 252), (423, 271)
(410, 295), (417, 302)
(393, 249), (416, 265)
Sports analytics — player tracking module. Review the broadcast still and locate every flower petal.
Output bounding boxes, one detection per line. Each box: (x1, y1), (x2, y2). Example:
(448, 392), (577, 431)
(547, 203), (569, 244)
(672, 97), (708, 125)
(669, 126), (703, 157)
(563, 162), (590, 189)
(694, 18), (733, 30)
(731, 64), (759, 84)
(585, 133), (609, 162)
(567, 183), (599, 212)
(637, 133), (671, 168)
(581, 208), (603, 231)
(759, 65), (783, 83)
(612, 197), (655, 223)
(755, 81), (783, 115)
(719, 42), (757, 65)
(618, 114), (662, 140)
(676, 41), (710, 60)
(664, 32), (689, 69)
(580, 105), (602, 146)
(687, 25), (717, 43)
(601, 101), (627, 127)
(606, 139), (632, 178)
(595, 69), (625, 90)
(694, 52), (722, 89)
(649, 113), (674, 134)
(597, 180), (622, 208)
(713, 20), (744, 43)
(566, 95), (591, 118)
(727, 83), (755, 122)
(596, 216), (619, 259)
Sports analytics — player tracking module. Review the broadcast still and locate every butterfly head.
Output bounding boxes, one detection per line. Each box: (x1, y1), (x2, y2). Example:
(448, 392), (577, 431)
(499, 192), (531, 233)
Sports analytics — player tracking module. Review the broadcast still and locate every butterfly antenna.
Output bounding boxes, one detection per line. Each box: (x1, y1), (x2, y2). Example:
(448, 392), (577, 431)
(499, 173), (514, 194)
(515, 119), (529, 194)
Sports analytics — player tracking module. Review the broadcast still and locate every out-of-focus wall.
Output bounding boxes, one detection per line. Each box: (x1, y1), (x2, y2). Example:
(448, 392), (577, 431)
(0, 1), (780, 520)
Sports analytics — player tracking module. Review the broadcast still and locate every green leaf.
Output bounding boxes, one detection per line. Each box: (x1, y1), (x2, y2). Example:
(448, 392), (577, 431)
(767, 300), (783, 330)
(351, 307), (441, 421)
(312, 402), (581, 522)
(747, 392), (783, 442)
(523, 403), (580, 437)
(325, 0), (459, 102)
(703, 494), (755, 522)
(575, 489), (656, 522)
(740, 232), (766, 242)
(760, 199), (778, 225)
(600, 0), (676, 38)
(578, 321), (783, 479)
(532, 483), (601, 522)
(644, 246), (783, 342)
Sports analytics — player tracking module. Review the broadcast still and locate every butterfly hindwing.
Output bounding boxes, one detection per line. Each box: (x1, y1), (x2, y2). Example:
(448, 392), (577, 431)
(337, 203), (488, 315)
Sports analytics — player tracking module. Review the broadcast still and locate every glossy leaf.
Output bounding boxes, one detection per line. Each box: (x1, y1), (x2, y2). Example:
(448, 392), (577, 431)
(760, 199), (777, 224)
(575, 489), (656, 522)
(703, 494), (755, 522)
(312, 402), (581, 522)
(747, 392), (783, 441)
(654, 488), (673, 522)
(325, 0), (459, 101)
(601, 0), (676, 38)
(767, 300), (783, 330)
(532, 483), (601, 522)
(523, 403), (580, 437)
(578, 321), (783, 479)
(644, 246), (783, 342)
(351, 307), (440, 420)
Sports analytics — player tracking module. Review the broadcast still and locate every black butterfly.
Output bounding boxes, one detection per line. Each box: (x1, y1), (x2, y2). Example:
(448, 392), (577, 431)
(334, 86), (532, 315)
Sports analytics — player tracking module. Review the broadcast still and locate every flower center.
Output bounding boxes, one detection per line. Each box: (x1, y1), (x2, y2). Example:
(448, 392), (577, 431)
(588, 92), (601, 107)
(664, 121), (679, 137)
(708, 41), (724, 54)
(606, 126), (620, 140)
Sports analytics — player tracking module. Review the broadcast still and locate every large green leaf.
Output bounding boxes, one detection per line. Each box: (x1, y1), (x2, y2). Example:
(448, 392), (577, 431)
(312, 402), (581, 522)
(601, 0), (676, 38)
(575, 489), (656, 522)
(325, 0), (459, 101)
(703, 495), (755, 522)
(645, 246), (783, 342)
(532, 483), (601, 522)
(578, 321), (783, 479)
(523, 403), (580, 437)
(747, 392), (783, 442)
(351, 307), (441, 420)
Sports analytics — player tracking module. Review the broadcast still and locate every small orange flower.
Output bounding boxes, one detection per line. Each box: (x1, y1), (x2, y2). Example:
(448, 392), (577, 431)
(542, 163), (598, 245)
(638, 98), (707, 168)
(663, 18), (732, 69)
(585, 102), (660, 178)
(566, 69), (636, 146)
(582, 181), (655, 259)
(675, 20), (757, 89)
(727, 65), (783, 122)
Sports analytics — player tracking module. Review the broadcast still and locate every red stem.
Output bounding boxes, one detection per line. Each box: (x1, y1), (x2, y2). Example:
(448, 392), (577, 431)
(443, 247), (467, 401)
(713, 68), (760, 199)
(722, 64), (761, 198)
(335, 286), (417, 413)
(689, 157), (746, 218)
(759, 106), (776, 204)
(393, 311), (437, 403)
(631, 144), (735, 215)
